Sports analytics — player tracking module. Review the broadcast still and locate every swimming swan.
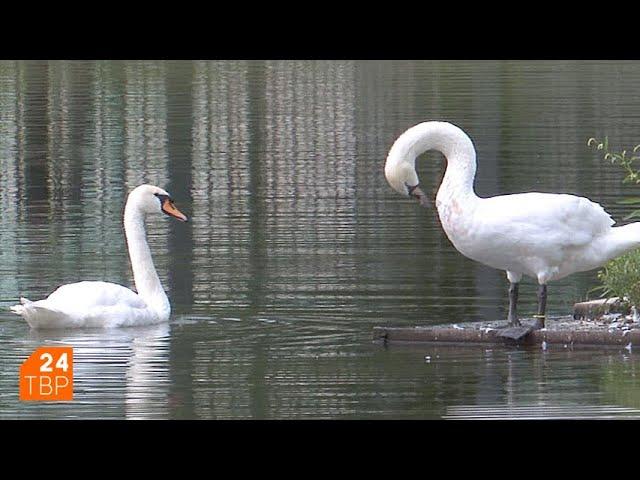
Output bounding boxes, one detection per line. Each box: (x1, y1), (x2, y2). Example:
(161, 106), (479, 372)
(10, 184), (188, 329)
(385, 121), (640, 339)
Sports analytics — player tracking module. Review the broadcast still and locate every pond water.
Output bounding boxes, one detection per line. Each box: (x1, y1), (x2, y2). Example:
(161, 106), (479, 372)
(1, 60), (640, 419)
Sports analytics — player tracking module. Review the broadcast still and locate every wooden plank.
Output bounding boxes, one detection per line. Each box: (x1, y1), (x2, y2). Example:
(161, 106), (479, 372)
(573, 297), (626, 320)
(373, 325), (640, 347)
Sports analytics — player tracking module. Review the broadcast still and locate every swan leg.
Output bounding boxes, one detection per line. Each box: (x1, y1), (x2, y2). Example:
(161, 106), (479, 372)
(498, 272), (534, 342)
(500, 285), (534, 341)
(534, 284), (547, 329)
(507, 282), (520, 326)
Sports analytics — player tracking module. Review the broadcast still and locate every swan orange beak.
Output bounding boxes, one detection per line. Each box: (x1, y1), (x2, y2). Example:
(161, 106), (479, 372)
(161, 198), (188, 222)
(408, 185), (429, 208)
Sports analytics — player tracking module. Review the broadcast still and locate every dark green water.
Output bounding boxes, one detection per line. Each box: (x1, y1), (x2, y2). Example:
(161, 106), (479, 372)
(2, 60), (640, 419)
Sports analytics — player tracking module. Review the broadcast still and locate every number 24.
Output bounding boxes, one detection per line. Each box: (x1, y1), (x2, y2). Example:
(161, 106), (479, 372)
(40, 352), (69, 372)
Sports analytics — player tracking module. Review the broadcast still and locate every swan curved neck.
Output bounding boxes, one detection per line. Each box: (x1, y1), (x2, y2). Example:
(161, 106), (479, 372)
(123, 202), (170, 319)
(388, 122), (479, 202)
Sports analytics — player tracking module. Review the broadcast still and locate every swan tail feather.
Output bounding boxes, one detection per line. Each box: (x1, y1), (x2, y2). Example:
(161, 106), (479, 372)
(9, 305), (25, 315)
(9, 301), (70, 329)
(593, 222), (640, 265)
(10, 297), (35, 315)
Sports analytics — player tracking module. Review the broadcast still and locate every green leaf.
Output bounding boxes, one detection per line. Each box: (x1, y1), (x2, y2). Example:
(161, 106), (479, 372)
(588, 285), (608, 295)
(623, 210), (640, 221)
(617, 198), (640, 205)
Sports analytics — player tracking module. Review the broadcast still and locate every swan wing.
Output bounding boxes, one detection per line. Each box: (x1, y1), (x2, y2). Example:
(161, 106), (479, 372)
(45, 281), (148, 310)
(478, 192), (614, 250)
(10, 281), (153, 328)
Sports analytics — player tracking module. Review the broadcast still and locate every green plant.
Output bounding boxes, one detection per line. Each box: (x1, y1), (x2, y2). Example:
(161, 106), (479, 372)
(588, 136), (640, 306)
(593, 250), (640, 307)
(587, 136), (640, 220)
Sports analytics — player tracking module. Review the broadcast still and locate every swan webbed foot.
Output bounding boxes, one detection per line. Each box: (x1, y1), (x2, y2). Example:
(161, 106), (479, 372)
(498, 315), (546, 342)
(498, 324), (535, 342)
(532, 316), (545, 330)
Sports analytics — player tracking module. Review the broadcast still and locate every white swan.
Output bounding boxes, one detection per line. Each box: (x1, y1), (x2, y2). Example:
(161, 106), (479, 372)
(10, 184), (188, 329)
(385, 121), (640, 339)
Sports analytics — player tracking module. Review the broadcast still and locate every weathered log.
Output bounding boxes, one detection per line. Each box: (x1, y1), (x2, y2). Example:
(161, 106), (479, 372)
(373, 325), (640, 347)
(573, 297), (626, 320)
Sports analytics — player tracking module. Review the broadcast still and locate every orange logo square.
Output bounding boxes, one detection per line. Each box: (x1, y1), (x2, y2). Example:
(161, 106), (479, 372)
(19, 346), (73, 402)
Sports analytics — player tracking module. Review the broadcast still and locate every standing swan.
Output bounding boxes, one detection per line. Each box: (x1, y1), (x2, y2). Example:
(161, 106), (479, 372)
(10, 184), (188, 329)
(385, 121), (640, 340)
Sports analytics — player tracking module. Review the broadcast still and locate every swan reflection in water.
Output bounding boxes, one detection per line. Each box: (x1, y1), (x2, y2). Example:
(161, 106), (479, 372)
(27, 323), (172, 419)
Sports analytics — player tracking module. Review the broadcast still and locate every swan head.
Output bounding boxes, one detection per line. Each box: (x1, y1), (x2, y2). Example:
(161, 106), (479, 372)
(127, 184), (188, 222)
(385, 121), (478, 208)
(384, 154), (429, 208)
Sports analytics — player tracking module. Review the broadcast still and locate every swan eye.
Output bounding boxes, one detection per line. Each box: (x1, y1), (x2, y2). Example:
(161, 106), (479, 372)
(154, 193), (170, 204)
(155, 193), (188, 222)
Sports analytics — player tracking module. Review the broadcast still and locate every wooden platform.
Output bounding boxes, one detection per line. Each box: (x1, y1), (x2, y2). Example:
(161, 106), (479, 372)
(373, 319), (640, 348)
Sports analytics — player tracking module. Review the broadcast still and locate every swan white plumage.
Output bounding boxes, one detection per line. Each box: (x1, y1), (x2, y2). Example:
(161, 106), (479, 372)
(385, 121), (640, 338)
(10, 184), (188, 329)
